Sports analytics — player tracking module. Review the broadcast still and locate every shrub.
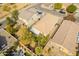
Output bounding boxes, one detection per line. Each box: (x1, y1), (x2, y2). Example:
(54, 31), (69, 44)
(66, 4), (77, 13)
(35, 46), (42, 55)
(54, 3), (62, 10)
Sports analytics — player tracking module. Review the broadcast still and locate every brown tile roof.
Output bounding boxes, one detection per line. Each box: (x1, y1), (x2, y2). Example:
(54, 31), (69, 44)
(33, 13), (61, 36)
(52, 20), (78, 54)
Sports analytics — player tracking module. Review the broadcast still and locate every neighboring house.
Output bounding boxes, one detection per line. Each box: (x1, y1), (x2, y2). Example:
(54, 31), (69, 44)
(43, 20), (79, 56)
(0, 28), (17, 50)
(19, 8), (45, 27)
(30, 13), (62, 36)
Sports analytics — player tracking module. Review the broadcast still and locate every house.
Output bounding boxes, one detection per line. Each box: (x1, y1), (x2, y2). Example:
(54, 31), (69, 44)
(0, 28), (17, 50)
(43, 20), (79, 56)
(19, 9), (35, 26)
(19, 8), (45, 27)
(30, 13), (62, 36)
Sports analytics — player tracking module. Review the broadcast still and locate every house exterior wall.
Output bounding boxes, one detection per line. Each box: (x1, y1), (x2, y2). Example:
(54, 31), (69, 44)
(43, 39), (75, 56)
(52, 42), (74, 55)
(30, 27), (41, 35)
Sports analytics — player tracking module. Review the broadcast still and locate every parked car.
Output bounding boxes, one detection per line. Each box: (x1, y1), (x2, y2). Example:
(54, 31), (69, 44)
(59, 9), (66, 14)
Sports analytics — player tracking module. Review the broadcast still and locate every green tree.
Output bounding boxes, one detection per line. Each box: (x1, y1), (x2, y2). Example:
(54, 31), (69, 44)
(66, 4), (77, 13)
(35, 46), (42, 55)
(6, 17), (16, 35)
(16, 25), (30, 45)
(16, 25), (28, 38)
(24, 51), (31, 56)
(54, 3), (62, 10)
(6, 17), (12, 25)
(12, 10), (19, 22)
(19, 36), (30, 45)
(36, 34), (48, 47)
(5, 24), (13, 34)
(30, 40), (36, 48)
(40, 38), (46, 47)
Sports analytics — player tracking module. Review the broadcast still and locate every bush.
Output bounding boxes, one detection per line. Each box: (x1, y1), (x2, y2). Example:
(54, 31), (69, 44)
(36, 34), (49, 47)
(24, 51), (31, 56)
(6, 17), (12, 25)
(54, 3), (62, 10)
(35, 46), (42, 55)
(66, 4), (77, 13)
(30, 40), (36, 48)
(5, 24), (13, 34)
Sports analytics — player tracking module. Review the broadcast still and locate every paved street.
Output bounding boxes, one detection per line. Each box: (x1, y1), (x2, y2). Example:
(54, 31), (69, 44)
(34, 4), (66, 17)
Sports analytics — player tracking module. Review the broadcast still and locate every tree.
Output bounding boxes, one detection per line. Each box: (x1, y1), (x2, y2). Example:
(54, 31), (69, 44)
(54, 3), (62, 10)
(35, 46), (42, 55)
(30, 40), (36, 48)
(36, 34), (48, 47)
(24, 51), (31, 56)
(40, 38), (46, 47)
(39, 35), (48, 47)
(20, 37), (30, 45)
(16, 25), (28, 38)
(5, 17), (16, 35)
(6, 17), (12, 25)
(12, 10), (19, 21)
(66, 4), (77, 13)
(5, 24), (13, 34)
(16, 25), (30, 45)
